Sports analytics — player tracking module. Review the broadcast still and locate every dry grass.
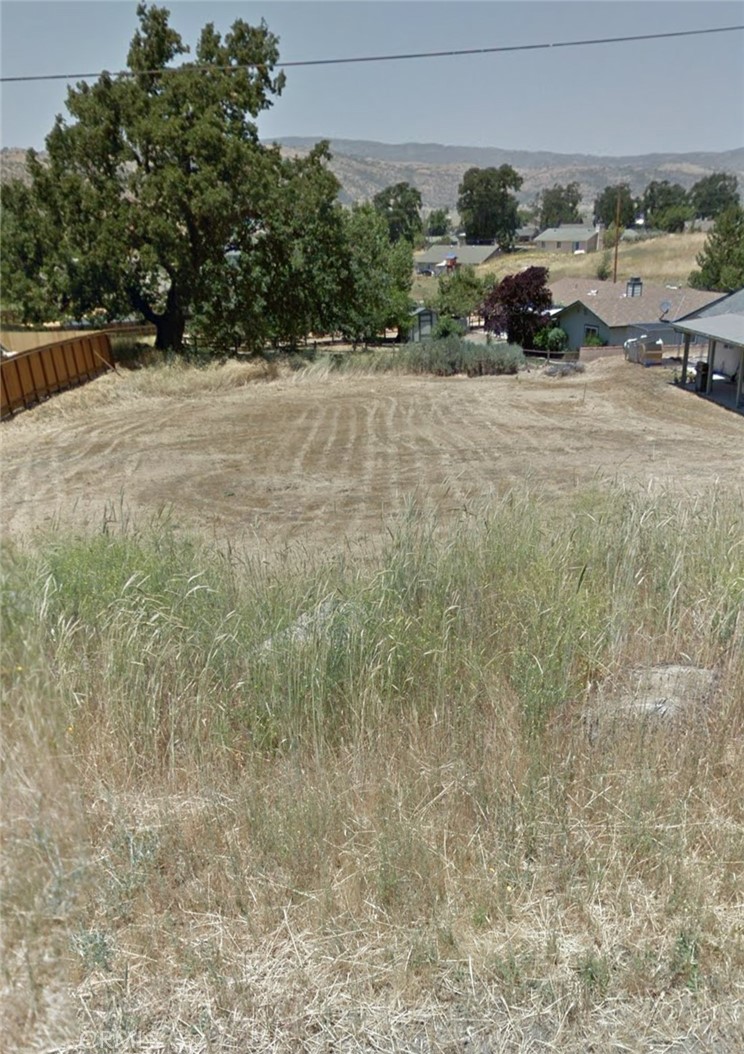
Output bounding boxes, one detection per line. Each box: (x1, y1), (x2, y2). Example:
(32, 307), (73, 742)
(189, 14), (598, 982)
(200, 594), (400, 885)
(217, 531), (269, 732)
(412, 232), (707, 303)
(2, 488), (743, 1051)
(3, 354), (282, 425)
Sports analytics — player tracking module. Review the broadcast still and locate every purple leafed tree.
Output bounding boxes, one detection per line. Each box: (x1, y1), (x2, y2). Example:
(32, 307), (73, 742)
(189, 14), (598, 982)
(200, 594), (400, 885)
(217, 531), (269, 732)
(482, 266), (553, 349)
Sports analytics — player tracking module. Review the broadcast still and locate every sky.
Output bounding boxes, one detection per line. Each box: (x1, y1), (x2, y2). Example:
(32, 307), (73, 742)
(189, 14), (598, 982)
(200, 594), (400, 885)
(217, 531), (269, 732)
(1, 0), (743, 157)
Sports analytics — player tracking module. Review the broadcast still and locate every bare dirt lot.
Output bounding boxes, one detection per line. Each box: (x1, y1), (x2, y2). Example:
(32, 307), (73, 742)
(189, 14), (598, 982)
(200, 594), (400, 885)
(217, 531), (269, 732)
(2, 357), (742, 552)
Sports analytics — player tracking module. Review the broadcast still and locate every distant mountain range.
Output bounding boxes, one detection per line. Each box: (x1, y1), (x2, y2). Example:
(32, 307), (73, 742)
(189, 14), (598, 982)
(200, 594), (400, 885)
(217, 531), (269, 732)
(277, 138), (744, 211)
(3, 139), (742, 213)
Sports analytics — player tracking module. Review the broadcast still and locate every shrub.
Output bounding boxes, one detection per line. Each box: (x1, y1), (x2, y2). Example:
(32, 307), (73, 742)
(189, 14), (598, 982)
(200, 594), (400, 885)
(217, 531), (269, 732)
(583, 332), (607, 347)
(546, 327), (569, 353)
(403, 336), (525, 376)
(595, 251), (612, 281)
(432, 316), (466, 339)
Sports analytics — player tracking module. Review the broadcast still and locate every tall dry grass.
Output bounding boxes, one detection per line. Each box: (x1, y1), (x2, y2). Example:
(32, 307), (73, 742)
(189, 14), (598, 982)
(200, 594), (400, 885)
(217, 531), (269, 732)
(2, 487), (743, 1051)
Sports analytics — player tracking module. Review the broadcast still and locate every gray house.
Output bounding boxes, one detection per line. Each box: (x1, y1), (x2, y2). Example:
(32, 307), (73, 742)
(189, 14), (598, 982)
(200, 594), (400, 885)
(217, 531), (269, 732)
(414, 245), (500, 274)
(534, 225), (600, 253)
(673, 288), (744, 408)
(549, 278), (721, 351)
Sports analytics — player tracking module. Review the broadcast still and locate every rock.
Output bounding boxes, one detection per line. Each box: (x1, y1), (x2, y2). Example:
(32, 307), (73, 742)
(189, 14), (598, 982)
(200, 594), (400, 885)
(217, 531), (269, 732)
(585, 663), (717, 739)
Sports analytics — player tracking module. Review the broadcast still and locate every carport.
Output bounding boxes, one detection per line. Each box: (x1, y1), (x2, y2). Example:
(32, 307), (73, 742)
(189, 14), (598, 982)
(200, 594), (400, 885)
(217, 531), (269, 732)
(674, 313), (744, 411)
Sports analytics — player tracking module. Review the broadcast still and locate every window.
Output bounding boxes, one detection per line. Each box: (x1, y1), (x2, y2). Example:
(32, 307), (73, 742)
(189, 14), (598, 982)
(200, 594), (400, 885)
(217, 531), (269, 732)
(584, 325), (599, 338)
(556, 242), (562, 249)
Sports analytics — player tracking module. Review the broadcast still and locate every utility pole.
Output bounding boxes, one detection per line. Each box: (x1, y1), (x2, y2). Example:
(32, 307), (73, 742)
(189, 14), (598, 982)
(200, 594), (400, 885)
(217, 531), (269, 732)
(612, 188), (621, 284)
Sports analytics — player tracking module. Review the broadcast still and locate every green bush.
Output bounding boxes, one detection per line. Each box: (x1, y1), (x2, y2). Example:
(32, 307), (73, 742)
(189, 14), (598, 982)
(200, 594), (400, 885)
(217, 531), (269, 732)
(583, 332), (607, 348)
(595, 251), (612, 281)
(403, 336), (525, 376)
(432, 316), (466, 339)
(533, 327), (568, 353)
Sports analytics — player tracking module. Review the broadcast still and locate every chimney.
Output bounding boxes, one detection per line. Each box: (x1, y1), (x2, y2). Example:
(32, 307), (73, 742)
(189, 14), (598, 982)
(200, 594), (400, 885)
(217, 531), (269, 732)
(626, 277), (643, 297)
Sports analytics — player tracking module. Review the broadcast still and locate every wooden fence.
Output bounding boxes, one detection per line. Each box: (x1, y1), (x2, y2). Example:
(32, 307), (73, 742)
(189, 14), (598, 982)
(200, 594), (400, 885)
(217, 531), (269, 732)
(1, 331), (114, 420)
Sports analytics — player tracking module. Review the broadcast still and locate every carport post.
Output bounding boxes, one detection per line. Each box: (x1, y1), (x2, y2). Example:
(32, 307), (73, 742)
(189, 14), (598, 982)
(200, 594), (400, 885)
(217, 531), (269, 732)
(680, 332), (691, 387)
(706, 339), (716, 395)
(737, 348), (744, 408)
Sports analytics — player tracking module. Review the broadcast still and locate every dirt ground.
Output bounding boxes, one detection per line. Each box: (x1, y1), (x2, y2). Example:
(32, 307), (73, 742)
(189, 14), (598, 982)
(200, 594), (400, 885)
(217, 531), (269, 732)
(1, 357), (742, 555)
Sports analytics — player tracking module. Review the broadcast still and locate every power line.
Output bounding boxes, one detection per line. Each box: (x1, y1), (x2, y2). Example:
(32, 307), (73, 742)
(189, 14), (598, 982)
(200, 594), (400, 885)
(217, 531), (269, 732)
(1, 25), (742, 84)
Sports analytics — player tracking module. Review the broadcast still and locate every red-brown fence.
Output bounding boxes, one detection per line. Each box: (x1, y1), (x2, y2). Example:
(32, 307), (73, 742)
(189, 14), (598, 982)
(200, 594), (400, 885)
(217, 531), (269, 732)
(1, 331), (114, 420)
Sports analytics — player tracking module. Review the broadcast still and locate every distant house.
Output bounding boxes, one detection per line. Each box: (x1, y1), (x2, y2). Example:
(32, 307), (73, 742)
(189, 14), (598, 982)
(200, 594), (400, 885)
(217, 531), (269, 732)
(549, 278), (721, 351)
(535, 225), (600, 254)
(515, 224), (539, 244)
(413, 244), (500, 274)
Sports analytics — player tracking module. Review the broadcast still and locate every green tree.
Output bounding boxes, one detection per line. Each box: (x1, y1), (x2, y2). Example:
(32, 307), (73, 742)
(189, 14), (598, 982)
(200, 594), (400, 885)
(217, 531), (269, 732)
(0, 4), (323, 352)
(429, 265), (488, 322)
(426, 208), (450, 238)
(641, 180), (690, 229)
(653, 204), (691, 234)
(0, 180), (50, 322)
(688, 205), (744, 292)
(593, 184), (636, 229)
(689, 172), (739, 220)
(372, 182), (423, 244)
(457, 165), (523, 249)
(191, 143), (347, 352)
(538, 182), (582, 229)
(337, 204), (413, 344)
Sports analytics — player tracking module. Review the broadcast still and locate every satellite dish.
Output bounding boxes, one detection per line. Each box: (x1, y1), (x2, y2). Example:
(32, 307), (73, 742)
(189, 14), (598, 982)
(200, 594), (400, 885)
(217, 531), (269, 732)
(660, 299), (672, 317)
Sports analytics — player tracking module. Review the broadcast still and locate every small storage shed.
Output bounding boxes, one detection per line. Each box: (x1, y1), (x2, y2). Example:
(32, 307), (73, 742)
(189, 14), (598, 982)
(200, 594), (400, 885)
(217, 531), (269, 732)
(407, 307), (438, 342)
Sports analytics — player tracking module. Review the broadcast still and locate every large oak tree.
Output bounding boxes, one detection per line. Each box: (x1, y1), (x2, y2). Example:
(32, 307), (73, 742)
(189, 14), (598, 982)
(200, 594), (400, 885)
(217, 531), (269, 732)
(457, 166), (523, 249)
(538, 182), (582, 230)
(0, 4), (345, 352)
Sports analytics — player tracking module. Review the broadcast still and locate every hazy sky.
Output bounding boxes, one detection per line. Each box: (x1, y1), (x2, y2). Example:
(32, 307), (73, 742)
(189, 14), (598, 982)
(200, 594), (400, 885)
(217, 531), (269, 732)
(1, 1), (743, 156)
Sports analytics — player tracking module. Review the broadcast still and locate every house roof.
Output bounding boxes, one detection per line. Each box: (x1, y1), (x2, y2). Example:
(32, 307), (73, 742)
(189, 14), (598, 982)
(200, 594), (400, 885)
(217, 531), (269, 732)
(672, 314), (744, 348)
(535, 226), (598, 242)
(414, 245), (500, 268)
(675, 287), (744, 322)
(550, 278), (721, 329)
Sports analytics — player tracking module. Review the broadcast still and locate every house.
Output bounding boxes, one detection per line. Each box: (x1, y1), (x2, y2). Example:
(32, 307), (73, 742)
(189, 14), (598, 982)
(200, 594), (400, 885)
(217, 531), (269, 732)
(413, 244), (500, 274)
(673, 288), (744, 409)
(534, 224), (600, 254)
(675, 287), (744, 324)
(516, 224), (539, 244)
(674, 314), (744, 410)
(549, 278), (722, 351)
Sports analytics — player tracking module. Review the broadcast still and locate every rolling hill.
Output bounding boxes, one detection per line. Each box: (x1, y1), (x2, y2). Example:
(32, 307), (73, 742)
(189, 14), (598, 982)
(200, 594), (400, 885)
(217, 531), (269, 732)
(3, 139), (742, 213)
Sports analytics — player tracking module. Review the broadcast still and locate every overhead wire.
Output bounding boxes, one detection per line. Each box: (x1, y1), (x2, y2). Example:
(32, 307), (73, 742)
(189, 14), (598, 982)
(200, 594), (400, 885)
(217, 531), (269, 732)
(1, 24), (742, 83)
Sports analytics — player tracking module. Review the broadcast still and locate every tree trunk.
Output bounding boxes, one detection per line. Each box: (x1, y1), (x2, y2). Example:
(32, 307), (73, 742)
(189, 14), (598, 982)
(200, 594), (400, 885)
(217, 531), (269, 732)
(129, 286), (186, 352)
(154, 306), (186, 351)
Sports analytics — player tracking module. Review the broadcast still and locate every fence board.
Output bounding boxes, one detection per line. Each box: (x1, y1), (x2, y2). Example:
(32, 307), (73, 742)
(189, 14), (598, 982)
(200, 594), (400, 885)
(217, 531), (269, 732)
(1, 332), (113, 419)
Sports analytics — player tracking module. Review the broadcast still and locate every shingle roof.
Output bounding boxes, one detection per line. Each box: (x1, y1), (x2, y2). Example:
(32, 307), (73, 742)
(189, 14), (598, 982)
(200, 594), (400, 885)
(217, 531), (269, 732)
(415, 245), (501, 267)
(550, 278), (721, 328)
(675, 288), (744, 321)
(536, 226), (598, 242)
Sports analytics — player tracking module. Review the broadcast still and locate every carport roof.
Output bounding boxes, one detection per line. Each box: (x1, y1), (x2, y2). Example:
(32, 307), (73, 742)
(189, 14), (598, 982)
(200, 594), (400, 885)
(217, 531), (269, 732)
(672, 314), (744, 348)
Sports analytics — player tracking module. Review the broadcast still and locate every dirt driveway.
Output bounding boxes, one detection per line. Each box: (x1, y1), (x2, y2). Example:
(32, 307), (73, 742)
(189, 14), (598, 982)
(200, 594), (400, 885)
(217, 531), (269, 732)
(1, 358), (742, 555)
